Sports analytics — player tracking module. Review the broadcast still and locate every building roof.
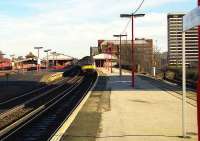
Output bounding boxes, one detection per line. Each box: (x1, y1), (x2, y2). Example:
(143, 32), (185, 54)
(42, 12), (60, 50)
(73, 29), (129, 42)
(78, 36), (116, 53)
(44, 54), (74, 61)
(100, 39), (149, 46)
(15, 58), (36, 63)
(167, 12), (185, 16)
(93, 53), (117, 60)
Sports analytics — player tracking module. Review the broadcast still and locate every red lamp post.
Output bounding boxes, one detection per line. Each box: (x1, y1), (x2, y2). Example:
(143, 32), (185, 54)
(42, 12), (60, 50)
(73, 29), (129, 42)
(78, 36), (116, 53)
(120, 13), (145, 87)
(109, 47), (112, 73)
(113, 34), (127, 76)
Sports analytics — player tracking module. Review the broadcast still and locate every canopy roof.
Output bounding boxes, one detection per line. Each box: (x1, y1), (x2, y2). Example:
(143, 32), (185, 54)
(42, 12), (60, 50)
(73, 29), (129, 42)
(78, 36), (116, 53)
(45, 54), (74, 61)
(93, 53), (117, 60)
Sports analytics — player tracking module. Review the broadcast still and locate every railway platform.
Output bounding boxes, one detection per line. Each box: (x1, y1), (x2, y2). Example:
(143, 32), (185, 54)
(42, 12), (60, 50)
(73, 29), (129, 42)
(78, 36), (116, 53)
(60, 68), (197, 141)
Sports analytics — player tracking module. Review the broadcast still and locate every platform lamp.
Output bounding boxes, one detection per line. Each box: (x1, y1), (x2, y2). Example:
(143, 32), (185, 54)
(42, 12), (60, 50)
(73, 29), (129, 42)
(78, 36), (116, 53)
(120, 13), (145, 87)
(0, 53), (6, 66)
(44, 49), (51, 70)
(51, 51), (57, 67)
(34, 47), (43, 72)
(113, 34), (127, 76)
(54, 52), (60, 67)
(0, 52), (6, 58)
(10, 54), (15, 70)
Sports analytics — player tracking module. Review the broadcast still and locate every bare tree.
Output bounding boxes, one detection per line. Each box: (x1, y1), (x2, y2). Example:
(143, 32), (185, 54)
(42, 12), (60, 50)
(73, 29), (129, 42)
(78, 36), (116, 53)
(25, 52), (36, 59)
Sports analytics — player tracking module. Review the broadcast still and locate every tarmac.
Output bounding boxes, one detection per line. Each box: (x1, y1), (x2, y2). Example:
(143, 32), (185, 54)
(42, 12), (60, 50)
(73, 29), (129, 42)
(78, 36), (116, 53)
(61, 68), (197, 141)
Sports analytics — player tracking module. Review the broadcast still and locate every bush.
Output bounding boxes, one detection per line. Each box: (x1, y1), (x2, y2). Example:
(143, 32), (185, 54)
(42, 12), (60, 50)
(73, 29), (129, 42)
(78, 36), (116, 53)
(167, 67), (197, 81)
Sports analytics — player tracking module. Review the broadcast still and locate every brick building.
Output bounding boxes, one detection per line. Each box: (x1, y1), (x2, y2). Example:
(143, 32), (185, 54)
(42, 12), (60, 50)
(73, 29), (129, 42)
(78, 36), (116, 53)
(98, 38), (153, 73)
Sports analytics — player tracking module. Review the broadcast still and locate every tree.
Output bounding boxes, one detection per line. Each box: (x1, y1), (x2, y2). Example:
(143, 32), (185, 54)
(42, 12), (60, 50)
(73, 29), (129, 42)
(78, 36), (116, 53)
(25, 52), (36, 59)
(0, 50), (4, 59)
(17, 56), (24, 60)
(0, 50), (5, 63)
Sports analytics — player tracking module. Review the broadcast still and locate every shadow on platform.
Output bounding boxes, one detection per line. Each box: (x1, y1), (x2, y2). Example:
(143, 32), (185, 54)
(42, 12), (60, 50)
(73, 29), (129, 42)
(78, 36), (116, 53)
(93, 74), (182, 92)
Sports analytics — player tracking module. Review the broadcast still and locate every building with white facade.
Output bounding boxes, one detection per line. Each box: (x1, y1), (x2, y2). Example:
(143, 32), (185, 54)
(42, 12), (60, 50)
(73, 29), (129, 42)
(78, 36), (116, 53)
(167, 13), (198, 67)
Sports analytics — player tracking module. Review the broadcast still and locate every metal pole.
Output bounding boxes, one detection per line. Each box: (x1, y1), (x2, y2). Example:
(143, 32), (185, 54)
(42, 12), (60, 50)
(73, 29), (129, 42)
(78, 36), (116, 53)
(110, 47), (112, 73)
(132, 15), (135, 87)
(107, 49), (110, 71)
(197, 1), (200, 141)
(53, 54), (55, 67)
(182, 31), (186, 138)
(119, 35), (122, 76)
(37, 49), (39, 72)
(46, 52), (49, 70)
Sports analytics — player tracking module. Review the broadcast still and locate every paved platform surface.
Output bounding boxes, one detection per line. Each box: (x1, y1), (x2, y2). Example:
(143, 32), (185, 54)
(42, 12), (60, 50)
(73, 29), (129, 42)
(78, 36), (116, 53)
(61, 68), (197, 141)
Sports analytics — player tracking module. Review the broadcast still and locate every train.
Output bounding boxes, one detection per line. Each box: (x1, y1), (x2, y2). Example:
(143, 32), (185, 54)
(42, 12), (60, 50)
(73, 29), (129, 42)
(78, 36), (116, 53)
(78, 56), (96, 73)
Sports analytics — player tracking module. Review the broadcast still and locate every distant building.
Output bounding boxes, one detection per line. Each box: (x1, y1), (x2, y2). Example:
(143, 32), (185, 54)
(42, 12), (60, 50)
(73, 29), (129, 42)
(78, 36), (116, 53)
(93, 53), (117, 67)
(167, 13), (198, 66)
(98, 38), (153, 73)
(14, 58), (37, 70)
(44, 54), (74, 69)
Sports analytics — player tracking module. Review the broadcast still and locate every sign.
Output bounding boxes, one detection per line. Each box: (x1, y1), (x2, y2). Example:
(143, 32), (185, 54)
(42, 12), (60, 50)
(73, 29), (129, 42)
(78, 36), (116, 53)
(183, 7), (200, 31)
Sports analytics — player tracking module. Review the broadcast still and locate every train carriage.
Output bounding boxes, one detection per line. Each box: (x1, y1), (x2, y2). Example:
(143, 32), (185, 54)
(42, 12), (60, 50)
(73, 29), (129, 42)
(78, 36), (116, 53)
(78, 56), (96, 73)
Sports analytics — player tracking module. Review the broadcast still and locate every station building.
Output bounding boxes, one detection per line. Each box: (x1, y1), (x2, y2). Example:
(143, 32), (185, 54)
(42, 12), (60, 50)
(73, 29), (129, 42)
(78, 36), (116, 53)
(14, 58), (38, 71)
(44, 54), (74, 69)
(13, 54), (74, 71)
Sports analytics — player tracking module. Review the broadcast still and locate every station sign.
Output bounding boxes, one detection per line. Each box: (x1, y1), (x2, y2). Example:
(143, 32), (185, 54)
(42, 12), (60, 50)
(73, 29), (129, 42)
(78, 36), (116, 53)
(183, 7), (200, 31)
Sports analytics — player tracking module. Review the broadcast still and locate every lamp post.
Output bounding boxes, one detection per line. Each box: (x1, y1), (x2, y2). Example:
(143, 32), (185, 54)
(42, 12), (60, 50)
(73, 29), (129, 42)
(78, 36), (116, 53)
(109, 47), (112, 73)
(0, 53), (6, 69)
(54, 52), (60, 67)
(44, 49), (51, 70)
(113, 34), (127, 76)
(51, 52), (57, 67)
(0, 53), (5, 59)
(120, 13), (145, 87)
(34, 47), (43, 72)
(10, 54), (15, 71)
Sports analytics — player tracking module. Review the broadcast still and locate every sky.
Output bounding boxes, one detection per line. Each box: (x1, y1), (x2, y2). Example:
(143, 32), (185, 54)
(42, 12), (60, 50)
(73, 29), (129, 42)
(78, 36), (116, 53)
(0, 0), (197, 58)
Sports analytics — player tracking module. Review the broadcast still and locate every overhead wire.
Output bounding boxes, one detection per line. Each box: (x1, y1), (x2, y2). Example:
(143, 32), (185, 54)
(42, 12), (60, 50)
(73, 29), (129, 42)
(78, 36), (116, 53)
(133, 0), (145, 14)
(121, 19), (131, 34)
(120, 0), (145, 35)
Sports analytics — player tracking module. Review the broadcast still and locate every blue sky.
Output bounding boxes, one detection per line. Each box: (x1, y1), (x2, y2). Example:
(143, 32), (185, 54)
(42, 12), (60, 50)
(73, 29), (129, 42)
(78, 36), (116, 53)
(0, 0), (197, 58)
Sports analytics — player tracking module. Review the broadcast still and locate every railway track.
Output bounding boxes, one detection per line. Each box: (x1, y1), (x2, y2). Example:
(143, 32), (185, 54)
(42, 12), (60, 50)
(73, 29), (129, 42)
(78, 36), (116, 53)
(139, 75), (196, 106)
(0, 71), (97, 141)
(0, 67), (80, 112)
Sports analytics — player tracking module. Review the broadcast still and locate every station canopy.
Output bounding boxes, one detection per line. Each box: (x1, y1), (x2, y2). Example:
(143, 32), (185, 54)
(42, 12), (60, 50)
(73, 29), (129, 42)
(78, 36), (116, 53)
(93, 53), (117, 60)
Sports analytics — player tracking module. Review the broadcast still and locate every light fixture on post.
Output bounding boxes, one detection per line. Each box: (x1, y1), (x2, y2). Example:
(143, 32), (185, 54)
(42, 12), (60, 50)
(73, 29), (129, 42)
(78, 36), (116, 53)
(34, 47), (43, 72)
(113, 34), (127, 76)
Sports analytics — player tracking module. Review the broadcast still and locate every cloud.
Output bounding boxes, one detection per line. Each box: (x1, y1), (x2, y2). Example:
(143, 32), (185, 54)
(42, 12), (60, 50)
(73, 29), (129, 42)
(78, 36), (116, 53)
(143, 0), (188, 8)
(0, 0), (192, 58)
